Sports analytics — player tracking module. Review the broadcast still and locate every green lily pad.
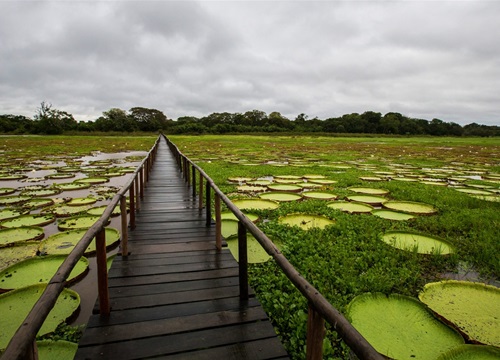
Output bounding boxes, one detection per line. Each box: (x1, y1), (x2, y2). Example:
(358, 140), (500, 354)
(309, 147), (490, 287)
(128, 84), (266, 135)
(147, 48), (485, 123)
(227, 177), (253, 183)
(66, 197), (97, 207)
(308, 179), (337, 185)
(47, 205), (91, 218)
(0, 255), (89, 291)
(57, 215), (104, 230)
(371, 209), (415, 221)
(348, 187), (390, 196)
(246, 180), (272, 186)
(327, 201), (373, 214)
(0, 244), (39, 272)
(419, 281), (500, 347)
(302, 191), (338, 200)
(87, 205), (120, 217)
(0, 227), (45, 248)
(237, 185), (267, 193)
(36, 340), (78, 360)
(0, 196), (31, 206)
(0, 284), (80, 349)
(221, 219), (239, 238)
(0, 174), (27, 181)
(220, 211), (259, 223)
(347, 293), (464, 360)
(274, 175), (301, 180)
(0, 188), (15, 196)
(346, 194), (388, 206)
(0, 214), (56, 228)
(383, 201), (438, 215)
(359, 176), (384, 182)
(259, 192), (302, 202)
(274, 178), (301, 184)
(296, 182), (323, 189)
(75, 177), (109, 184)
(0, 209), (28, 222)
(45, 173), (76, 180)
(38, 227), (120, 255)
(454, 188), (493, 196)
(278, 214), (335, 230)
(55, 182), (91, 191)
(226, 234), (272, 263)
(22, 198), (55, 210)
(381, 231), (454, 255)
(20, 188), (62, 197)
(232, 199), (279, 210)
(436, 345), (500, 360)
(267, 184), (302, 192)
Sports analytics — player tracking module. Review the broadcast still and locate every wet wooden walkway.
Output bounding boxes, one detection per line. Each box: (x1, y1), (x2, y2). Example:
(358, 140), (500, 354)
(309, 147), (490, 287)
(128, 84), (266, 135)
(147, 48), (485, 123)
(75, 139), (288, 359)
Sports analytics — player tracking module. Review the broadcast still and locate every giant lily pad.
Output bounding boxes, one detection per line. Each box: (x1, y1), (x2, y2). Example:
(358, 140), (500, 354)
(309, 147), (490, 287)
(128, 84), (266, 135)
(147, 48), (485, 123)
(220, 211), (259, 223)
(278, 214), (335, 230)
(38, 227), (120, 255)
(454, 188), (493, 196)
(22, 198), (55, 210)
(302, 191), (338, 200)
(0, 208), (28, 222)
(0, 226), (45, 248)
(348, 187), (390, 196)
(66, 197), (97, 207)
(0, 188), (15, 196)
(221, 219), (239, 239)
(346, 194), (388, 206)
(0, 244), (39, 272)
(267, 184), (302, 192)
(308, 179), (337, 185)
(371, 209), (415, 221)
(0, 284), (80, 350)
(75, 177), (109, 184)
(259, 192), (302, 202)
(226, 234), (272, 263)
(20, 188), (61, 197)
(436, 345), (500, 360)
(381, 231), (454, 255)
(0, 255), (89, 291)
(36, 340), (78, 360)
(232, 199), (279, 210)
(327, 201), (373, 214)
(383, 201), (438, 215)
(0, 195), (30, 206)
(48, 205), (91, 218)
(237, 185), (267, 193)
(347, 293), (464, 360)
(0, 214), (56, 228)
(57, 215), (104, 230)
(55, 182), (91, 191)
(87, 205), (120, 217)
(419, 281), (500, 347)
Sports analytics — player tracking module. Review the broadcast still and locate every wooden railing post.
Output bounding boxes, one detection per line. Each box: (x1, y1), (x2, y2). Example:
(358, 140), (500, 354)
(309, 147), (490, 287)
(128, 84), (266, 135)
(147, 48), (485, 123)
(191, 164), (196, 198)
(238, 221), (249, 300)
(186, 158), (191, 186)
(205, 181), (211, 227)
(120, 195), (129, 256)
(139, 166), (144, 199)
(198, 172), (204, 210)
(306, 303), (326, 360)
(129, 180), (136, 230)
(134, 174), (140, 212)
(215, 194), (222, 250)
(96, 228), (110, 316)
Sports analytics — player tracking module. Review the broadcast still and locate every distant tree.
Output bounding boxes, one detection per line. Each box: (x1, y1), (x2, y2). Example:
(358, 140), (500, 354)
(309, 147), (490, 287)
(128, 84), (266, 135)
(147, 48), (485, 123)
(95, 108), (137, 132)
(0, 114), (33, 133)
(361, 111), (382, 133)
(129, 107), (169, 132)
(33, 101), (77, 134)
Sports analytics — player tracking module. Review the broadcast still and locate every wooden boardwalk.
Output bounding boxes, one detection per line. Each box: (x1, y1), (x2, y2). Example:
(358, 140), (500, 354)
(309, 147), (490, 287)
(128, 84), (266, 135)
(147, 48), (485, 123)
(75, 140), (289, 359)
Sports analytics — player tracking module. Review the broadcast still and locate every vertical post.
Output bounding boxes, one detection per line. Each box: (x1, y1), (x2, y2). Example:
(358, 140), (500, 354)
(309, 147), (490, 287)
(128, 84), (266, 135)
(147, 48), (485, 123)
(139, 166), (144, 199)
(129, 180), (136, 230)
(186, 159), (191, 186)
(238, 221), (248, 300)
(120, 196), (128, 256)
(198, 172), (204, 210)
(306, 303), (326, 360)
(205, 182), (211, 227)
(96, 228), (110, 316)
(134, 174), (140, 212)
(192, 164), (196, 198)
(215, 194), (222, 250)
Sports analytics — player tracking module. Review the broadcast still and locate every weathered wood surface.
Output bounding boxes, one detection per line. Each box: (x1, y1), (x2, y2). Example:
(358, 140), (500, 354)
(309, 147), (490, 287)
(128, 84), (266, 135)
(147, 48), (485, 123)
(75, 140), (288, 360)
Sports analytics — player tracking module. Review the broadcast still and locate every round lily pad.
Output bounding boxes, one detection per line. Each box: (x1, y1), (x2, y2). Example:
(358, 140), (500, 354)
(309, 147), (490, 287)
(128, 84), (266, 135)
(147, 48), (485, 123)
(0, 174), (27, 181)
(20, 188), (61, 197)
(22, 198), (55, 210)
(346, 194), (388, 206)
(221, 219), (239, 239)
(226, 234), (272, 263)
(227, 177), (253, 183)
(0, 226), (45, 248)
(267, 184), (302, 192)
(220, 211), (259, 223)
(0, 284), (80, 349)
(274, 178), (301, 184)
(381, 231), (454, 255)
(347, 293), (464, 360)
(0, 196), (31, 206)
(0, 255), (89, 291)
(383, 201), (438, 215)
(246, 180), (272, 186)
(296, 182), (323, 189)
(55, 182), (92, 191)
(327, 201), (373, 214)
(278, 214), (335, 230)
(47, 205), (91, 218)
(436, 345), (500, 360)
(259, 192), (302, 202)
(454, 188), (493, 196)
(45, 173), (76, 180)
(348, 187), (390, 196)
(0, 244), (39, 272)
(38, 227), (120, 255)
(359, 176), (384, 182)
(0, 214), (56, 228)
(75, 177), (109, 184)
(419, 281), (500, 347)
(274, 175), (301, 180)
(87, 205), (120, 217)
(36, 340), (78, 360)
(302, 191), (338, 200)
(237, 185), (267, 193)
(0, 188), (15, 196)
(371, 209), (415, 221)
(308, 179), (337, 185)
(66, 197), (97, 207)
(232, 199), (279, 210)
(57, 215), (104, 230)
(0, 209), (28, 222)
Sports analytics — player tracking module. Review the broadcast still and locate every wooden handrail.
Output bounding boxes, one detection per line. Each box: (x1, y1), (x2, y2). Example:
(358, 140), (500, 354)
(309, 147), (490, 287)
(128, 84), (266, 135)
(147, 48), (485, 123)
(164, 135), (384, 360)
(1, 135), (161, 360)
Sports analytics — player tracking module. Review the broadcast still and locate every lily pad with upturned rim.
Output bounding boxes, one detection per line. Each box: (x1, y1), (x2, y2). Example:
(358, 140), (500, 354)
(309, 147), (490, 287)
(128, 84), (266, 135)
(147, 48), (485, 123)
(0, 255), (89, 292)
(237, 185), (267, 193)
(54, 182), (91, 191)
(347, 293), (464, 360)
(327, 201), (373, 214)
(267, 184), (302, 192)
(221, 219), (239, 238)
(436, 345), (500, 360)
(0, 284), (80, 350)
(348, 187), (390, 196)
(259, 192), (302, 202)
(20, 188), (62, 197)
(22, 198), (55, 210)
(381, 231), (454, 255)
(0, 226), (45, 248)
(232, 199), (279, 210)
(0, 214), (56, 228)
(278, 214), (335, 230)
(419, 280), (500, 347)
(346, 194), (388, 206)
(36, 340), (78, 360)
(87, 205), (121, 217)
(0, 188), (15, 196)
(0, 196), (31, 206)
(57, 215), (105, 231)
(66, 197), (97, 207)
(226, 234), (273, 263)
(371, 209), (415, 221)
(383, 201), (438, 215)
(220, 211), (259, 223)
(74, 177), (109, 184)
(46, 205), (91, 218)
(302, 191), (338, 200)
(0, 209), (28, 222)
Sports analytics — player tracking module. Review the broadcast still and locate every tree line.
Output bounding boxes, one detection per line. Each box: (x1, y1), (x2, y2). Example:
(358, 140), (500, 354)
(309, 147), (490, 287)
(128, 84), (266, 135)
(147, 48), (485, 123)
(1, 102), (498, 136)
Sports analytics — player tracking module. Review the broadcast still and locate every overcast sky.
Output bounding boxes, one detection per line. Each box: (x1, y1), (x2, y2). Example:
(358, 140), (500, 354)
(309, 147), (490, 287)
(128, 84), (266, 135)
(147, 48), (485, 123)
(1, 1), (499, 126)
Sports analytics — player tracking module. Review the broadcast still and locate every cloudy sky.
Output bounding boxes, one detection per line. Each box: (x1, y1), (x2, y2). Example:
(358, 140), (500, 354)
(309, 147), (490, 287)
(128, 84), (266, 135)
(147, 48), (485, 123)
(1, 1), (499, 126)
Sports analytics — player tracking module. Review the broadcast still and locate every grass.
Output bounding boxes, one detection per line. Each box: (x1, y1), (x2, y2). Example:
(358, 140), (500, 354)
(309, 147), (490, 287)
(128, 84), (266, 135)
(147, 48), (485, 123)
(170, 134), (499, 359)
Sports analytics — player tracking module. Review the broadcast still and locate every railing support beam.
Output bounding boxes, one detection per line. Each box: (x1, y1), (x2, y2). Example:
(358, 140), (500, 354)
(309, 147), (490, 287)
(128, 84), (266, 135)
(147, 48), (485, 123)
(96, 228), (110, 316)
(306, 303), (326, 360)
(238, 221), (249, 300)
(215, 194), (222, 250)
